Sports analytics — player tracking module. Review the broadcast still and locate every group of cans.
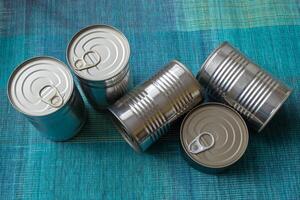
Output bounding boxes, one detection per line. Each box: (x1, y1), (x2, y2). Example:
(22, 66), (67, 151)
(7, 25), (292, 173)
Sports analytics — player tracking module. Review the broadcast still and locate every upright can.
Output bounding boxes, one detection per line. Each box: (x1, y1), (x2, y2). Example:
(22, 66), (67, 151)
(67, 25), (131, 109)
(197, 42), (292, 132)
(109, 60), (203, 152)
(7, 57), (87, 141)
(180, 103), (249, 173)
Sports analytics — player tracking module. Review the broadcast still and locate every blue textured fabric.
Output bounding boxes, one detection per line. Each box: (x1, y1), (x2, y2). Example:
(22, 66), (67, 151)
(0, 0), (299, 199)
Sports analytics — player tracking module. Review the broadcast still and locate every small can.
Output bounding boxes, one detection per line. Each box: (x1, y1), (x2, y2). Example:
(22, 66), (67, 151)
(180, 103), (249, 173)
(197, 42), (292, 132)
(7, 57), (87, 141)
(67, 25), (131, 109)
(109, 60), (203, 152)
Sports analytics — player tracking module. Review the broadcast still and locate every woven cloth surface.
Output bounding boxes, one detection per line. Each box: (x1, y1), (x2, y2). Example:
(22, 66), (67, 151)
(0, 0), (299, 199)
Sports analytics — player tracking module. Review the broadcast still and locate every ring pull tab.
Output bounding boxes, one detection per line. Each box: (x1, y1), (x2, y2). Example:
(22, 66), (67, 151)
(74, 50), (101, 71)
(39, 85), (64, 108)
(188, 132), (215, 154)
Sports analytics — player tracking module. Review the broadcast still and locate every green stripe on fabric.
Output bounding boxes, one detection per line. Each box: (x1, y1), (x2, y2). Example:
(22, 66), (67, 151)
(175, 0), (300, 31)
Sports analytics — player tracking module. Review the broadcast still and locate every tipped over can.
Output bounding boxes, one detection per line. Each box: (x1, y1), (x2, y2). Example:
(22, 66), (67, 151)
(197, 42), (292, 132)
(109, 60), (203, 152)
(67, 25), (131, 109)
(7, 57), (87, 141)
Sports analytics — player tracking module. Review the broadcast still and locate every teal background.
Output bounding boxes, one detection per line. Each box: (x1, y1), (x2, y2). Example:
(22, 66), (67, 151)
(0, 0), (299, 199)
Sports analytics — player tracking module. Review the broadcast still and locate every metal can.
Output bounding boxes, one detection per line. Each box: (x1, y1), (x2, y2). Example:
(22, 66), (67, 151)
(180, 103), (249, 173)
(109, 60), (203, 152)
(197, 42), (292, 132)
(7, 57), (87, 141)
(66, 25), (131, 109)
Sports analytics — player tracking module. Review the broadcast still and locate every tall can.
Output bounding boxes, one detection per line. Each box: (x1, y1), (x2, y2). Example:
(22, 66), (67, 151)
(109, 60), (203, 152)
(197, 42), (292, 132)
(7, 57), (87, 141)
(67, 25), (131, 109)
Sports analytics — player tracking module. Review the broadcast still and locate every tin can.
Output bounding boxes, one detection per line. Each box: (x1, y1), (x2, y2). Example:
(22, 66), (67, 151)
(7, 57), (87, 141)
(109, 60), (203, 152)
(66, 25), (131, 109)
(197, 42), (292, 132)
(180, 103), (249, 173)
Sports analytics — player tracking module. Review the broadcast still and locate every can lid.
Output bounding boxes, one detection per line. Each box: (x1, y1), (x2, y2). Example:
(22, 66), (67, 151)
(67, 25), (130, 81)
(7, 57), (74, 116)
(180, 103), (248, 171)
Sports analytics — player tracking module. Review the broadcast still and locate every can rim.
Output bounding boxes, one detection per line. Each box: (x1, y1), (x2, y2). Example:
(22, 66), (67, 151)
(66, 24), (130, 82)
(7, 56), (74, 117)
(107, 106), (142, 153)
(196, 41), (230, 85)
(180, 102), (249, 169)
(258, 89), (292, 132)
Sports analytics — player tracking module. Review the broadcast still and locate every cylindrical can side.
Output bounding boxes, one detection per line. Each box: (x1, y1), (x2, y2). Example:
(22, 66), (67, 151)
(152, 60), (202, 116)
(109, 60), (203, 152)
(108, 80), (171, 152)
(249, 82), (291, 132)
(105, 65), (132, 102)
(197, 42), (292, 132)
(27, 86), (87, 141)
(78, 65), (131, 109)
(109, 89), (171, 152)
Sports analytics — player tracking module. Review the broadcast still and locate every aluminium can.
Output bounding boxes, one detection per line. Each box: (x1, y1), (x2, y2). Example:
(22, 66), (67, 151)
(67, 25), (131, 109)
(180, 103), (249, 173)
(7, 57), (87, 141)
(109, 60), (203, 152)
(197, 42), (292, 132)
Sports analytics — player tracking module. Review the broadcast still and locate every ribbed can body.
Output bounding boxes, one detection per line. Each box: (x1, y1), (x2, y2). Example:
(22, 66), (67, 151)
(197, 42), (292, 132)
(109, 60), (203, 151)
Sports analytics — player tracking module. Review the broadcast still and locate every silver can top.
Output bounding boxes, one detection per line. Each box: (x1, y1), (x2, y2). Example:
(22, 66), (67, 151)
(180, 103), (248, 172)
(67, 25), (130, 81)
(7, 57), (74, 116)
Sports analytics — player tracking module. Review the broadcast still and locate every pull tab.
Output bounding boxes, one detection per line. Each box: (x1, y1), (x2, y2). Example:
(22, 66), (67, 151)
(74, 50), (101, 71)
(188, 132), (215, 154)
(39, 85), (64, 108)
